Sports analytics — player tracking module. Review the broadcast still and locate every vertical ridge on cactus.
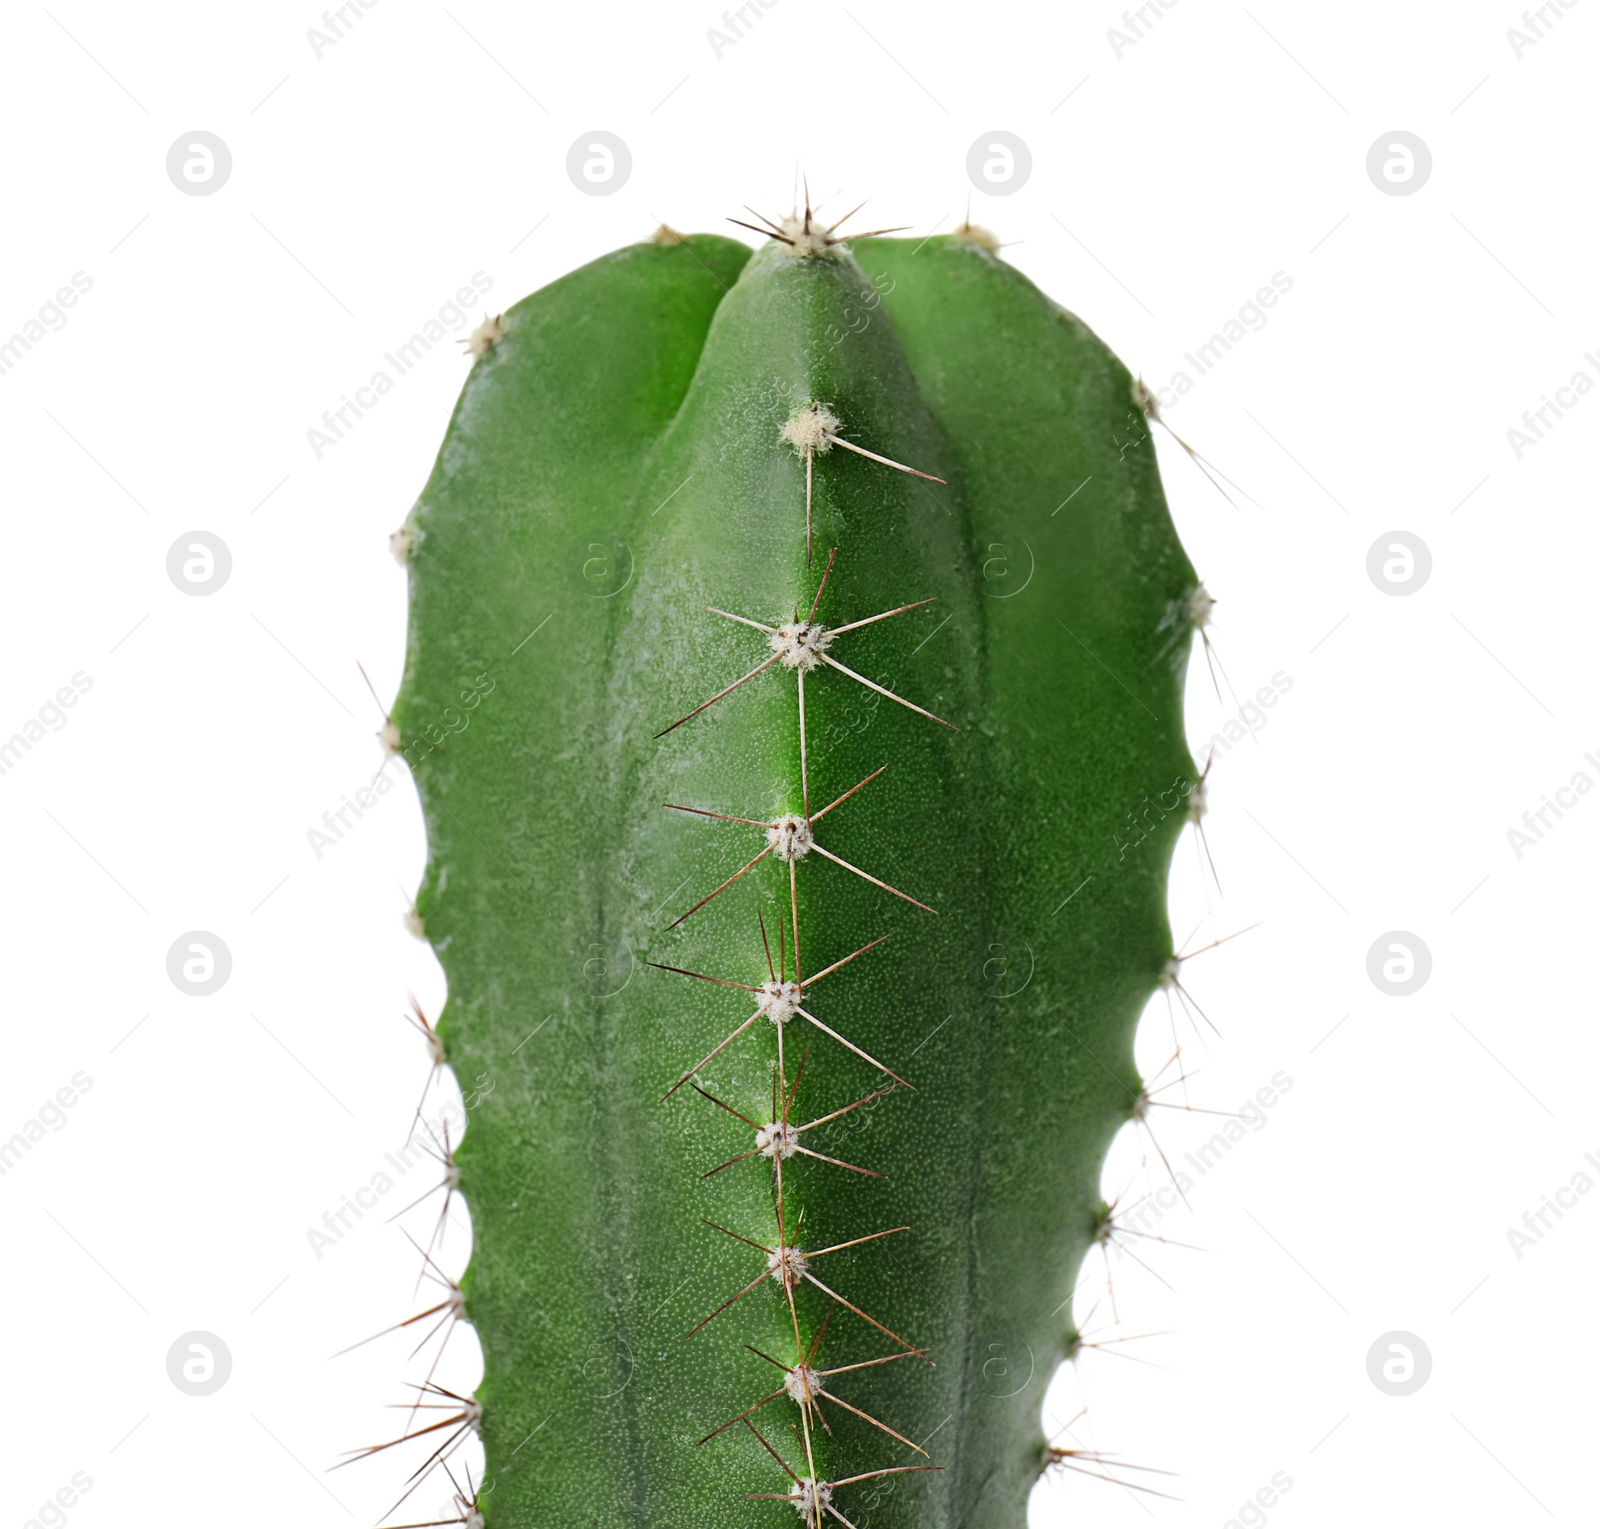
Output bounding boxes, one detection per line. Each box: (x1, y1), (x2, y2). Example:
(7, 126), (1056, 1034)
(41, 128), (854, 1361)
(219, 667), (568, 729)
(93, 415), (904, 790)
(389, 210), (1199, 1526)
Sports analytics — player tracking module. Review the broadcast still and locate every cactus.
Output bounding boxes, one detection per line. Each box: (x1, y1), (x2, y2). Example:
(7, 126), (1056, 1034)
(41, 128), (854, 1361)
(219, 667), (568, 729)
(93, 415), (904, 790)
(386, 205), (1199, 1529)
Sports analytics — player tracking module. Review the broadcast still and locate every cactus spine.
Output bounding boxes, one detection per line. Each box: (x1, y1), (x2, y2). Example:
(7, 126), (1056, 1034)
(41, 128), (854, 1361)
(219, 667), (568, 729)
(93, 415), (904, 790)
(389, 205), (1199, 1527)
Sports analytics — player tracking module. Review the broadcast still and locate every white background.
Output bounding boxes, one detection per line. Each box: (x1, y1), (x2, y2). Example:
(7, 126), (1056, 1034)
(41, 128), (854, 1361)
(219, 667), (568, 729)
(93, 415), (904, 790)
(2, 2), (1595, 1526)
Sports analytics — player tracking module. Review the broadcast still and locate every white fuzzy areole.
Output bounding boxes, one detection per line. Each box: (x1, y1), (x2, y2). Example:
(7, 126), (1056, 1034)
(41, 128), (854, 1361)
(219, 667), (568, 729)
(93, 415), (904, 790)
(780, 403), (841, 457)
(389, 526), (412, 564)
(378, 721), (402, 755)
(783, 1362), (819, 1404)
(953, 221), (1001, 252)
(770, 620), (834, 672)
(792, 1480), (833, 1518)
(767, 815), (814, 863)
(757, 979), (803, 1023)
(768, 1244), (809, 1283)
(1189, 776), (1208, 823)
(464, 313), (505, 358)
(404, 906), (427, 940)
(1131, 1089), (1151, 1124)
(651, 223), (686, 246)
(1189, 583), (1215, 630)
(779, 217), (832, 259)
(757, 1119), (800, 1158)
(1159, 956), (1182, 989)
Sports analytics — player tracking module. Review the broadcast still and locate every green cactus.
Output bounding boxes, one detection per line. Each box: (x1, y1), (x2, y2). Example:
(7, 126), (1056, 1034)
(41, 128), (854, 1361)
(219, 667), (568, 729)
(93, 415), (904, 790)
(387, 206), (1199, 1529)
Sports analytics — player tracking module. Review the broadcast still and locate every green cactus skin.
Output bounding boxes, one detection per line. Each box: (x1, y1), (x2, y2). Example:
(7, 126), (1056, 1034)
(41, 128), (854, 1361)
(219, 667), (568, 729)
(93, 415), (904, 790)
(391, 216), (1197, 1528)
